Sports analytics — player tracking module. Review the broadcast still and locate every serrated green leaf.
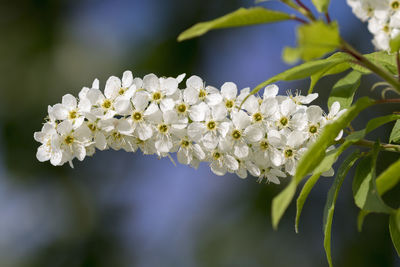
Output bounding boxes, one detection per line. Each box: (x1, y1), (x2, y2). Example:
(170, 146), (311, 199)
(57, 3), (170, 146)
(312, 0), (330, 13)
(285, 20), (340, 62)
(389, 120), (400, 144)
(328, 70), (362, 109)
(352, 143), (393, 213)
(390, 34), (400, 53)
(178, 7), (293, 41)
(323, 151), (360, 267)
(376, 159), (400, 196)
(245, 53), (349, 102)
(389, 209), (400, 257)
(272, 97), (373, 229)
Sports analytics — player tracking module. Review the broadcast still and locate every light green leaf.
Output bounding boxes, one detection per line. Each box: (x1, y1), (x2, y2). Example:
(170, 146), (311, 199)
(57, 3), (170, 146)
(389, 209), (400, 257)
(389, 120), (400, 144)
(285, 21), (340, 62)
(309, 59), (351, 93)
(245, 53), (349, 102)
(352, 143), (393, 213)
(390, 34), (400, 53)
(272, 97), (373, 229)
(328, 70), (362, 109)
(312, 0), (330, 13)
(357, 210), (369, 232)
(376, 159), (400, 196)
(295, 172), (321, 233)
(178, 7), (293, 41)
(350, 51), (398, 75)
(323, 151), (360, 267)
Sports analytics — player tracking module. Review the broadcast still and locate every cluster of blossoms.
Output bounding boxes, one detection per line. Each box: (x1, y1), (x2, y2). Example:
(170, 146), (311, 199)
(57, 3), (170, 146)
(34, 71), (345, 184)
(347, 0), (400, 51)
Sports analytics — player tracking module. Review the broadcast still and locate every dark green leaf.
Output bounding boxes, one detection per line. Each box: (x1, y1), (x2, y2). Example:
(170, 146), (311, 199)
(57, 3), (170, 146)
(178, 7), (293, 41)
(389, 209), (400, 256)
(323, 151), (360, 267)
(389, 120), (400, 144)
(272, 180), (296, 229)
(328, 70), (362, 109)
(357, 210), (369, 232)
(352, 143), (393, 213)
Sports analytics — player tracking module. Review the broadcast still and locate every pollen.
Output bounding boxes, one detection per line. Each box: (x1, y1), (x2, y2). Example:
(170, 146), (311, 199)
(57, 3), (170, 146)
(69, 110), (78, 120)
(280, 117), (288, 126)
(212, 151), (221, 160)
(118, 88), (126, 95)
(132, 111), (143, 122)
(198, 89), (207, 99)
(232, 130), (242, 140)
(309, 125), (318, 134)
(158, 123), (169, 133)
(180, 139), (190, 148)
(260, 141), (269, 150)
(392, 1), (400, 10)
(102, 99), (112, 109)
(176, 103), (187, 114)
(88, 123), (97, 132)
(225, 100), (234, 109)
(253, 112), (263, 122)
(206, 121), (216, 130)
(64, 135), (74, 145)
(284, 149), (293, 158)
(152, 91), (162, 101)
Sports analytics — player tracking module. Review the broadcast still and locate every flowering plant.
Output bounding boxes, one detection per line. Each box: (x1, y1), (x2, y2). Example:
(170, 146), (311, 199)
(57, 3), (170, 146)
(34, 0), (400, 265)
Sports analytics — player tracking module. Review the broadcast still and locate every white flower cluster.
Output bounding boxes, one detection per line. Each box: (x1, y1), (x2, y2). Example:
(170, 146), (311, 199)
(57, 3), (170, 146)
(347, 0), (400, 51)
(34, 71), (344, 184)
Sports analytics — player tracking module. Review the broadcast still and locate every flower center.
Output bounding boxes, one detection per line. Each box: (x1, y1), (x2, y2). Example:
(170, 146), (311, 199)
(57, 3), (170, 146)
(198, 89), (207, 100)
(383, 25), (390, 33)
(280, 117), (288, 126)
(206, 121), (216, 130)
(212, 151), (221, 160)
(69, 110), (78, 119)
(176, 103), (187, 114)
(112, 131), (121, 140)
(102, 99), (112, 109)
(309, 125), (318, 134)
(253, 112), (263, 122)
(232, 129), (242, 140)
(225, 100), (234, 109)
(152, 91), (162, 101)
(64, 135), (74, 145)
(158, 123), (169, 133)
(88, 123), (97, 132)
(260, 141), (269, 150)
(132, 111), (143, 122)
(118, 88), (126, 95)
(392, 1), (400, 10)
(284, 149), (293, 158)
(180, 139), (190, 148)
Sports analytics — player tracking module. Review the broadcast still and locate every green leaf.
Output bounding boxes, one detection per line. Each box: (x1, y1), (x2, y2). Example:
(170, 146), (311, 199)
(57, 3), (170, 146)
(390, 33), (400, 53)
(323, 151), (360, 267)
(285, 21), (340, 62)
(352, 143), (393, 213)
(309, 59), (351, 93)
(376, 159), (400, 196)
(246, 53), (349, 101)
(389, 120), (400, 144)
(295, 172), (321, 233)
(328, 70), (362, 109)
(271, 97), (373, 229)
(357, 210), (369, 232)
(177, 7), (293, 41)
(272, 180), (297, 230)
(295, 145), (354, 233)
(312, 0), (330, 13)
(389, 209), (400, 257)
(350, 51), (398, 75)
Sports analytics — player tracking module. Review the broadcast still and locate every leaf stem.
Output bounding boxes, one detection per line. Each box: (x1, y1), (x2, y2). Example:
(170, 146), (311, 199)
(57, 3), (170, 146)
(325, 12), (331, 24)
(397, 51), (400, 81)
(340, 39), (400, 94)
(336, 139), (400, 153)
(280, 0), (315, 22)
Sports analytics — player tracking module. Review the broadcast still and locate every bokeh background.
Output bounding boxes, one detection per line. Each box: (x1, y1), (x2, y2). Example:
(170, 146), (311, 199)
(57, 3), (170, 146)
(1, 0), (399, 266)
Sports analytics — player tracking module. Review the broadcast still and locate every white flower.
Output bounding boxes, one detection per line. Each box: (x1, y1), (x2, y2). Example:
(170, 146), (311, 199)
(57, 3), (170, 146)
(34, 123), (63, 165)
(98, 118), (135, 152)
(183, 75), (222, 106)
(208, 149), (239, 176)
(49, 94), (87, 128)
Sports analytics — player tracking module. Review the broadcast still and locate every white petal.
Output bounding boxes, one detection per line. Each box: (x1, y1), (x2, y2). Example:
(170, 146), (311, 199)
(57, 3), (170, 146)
(62, 94), (77, 109)
(189, 102), (209, 122)
(210, 161), (226, 176)
(329, 101), (340, 116)
(143, 73), (160, 92)
(162, 77), (178, 95)
(114, 99), (131, 115)
(206, 93), (223, 106)
(133, 92), (150, 111)
(287, 131), (305, 148)
(280, 99), (296, 116)
(192, 144), (206, 160)
(51, 104), (69, 120)
(187, 123), (205, 141)
(234, 142), (249, 159)
(160, 98), (176, 112)
(183, 87), (199, 105)
(300, 93), (318, 104)
(307, 105), (323, 123)
(186, 75), (203, 90)
(263, 84), (279, 98)
(104, 76), (121, 99)
(57, 121), (73, 135)
(73, 144), (86, 161)
(177, 148), (191, 165)
(221, 82), (237, 99)
(224, 154), (239, 171)
(36, 146), (50, 162)
(117, 119), (133, 135)
(155, 137), (172, 153)
(260, 98), (278, 117)
(243, 95), (259, 114)
(95, 133), (107, 150)
(244, 125), (263, 142)
(137, 123), (153, 140)
(231, 110), (251, 130)
(122, 71), (133, 88)
(176, 73), (186, 84)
